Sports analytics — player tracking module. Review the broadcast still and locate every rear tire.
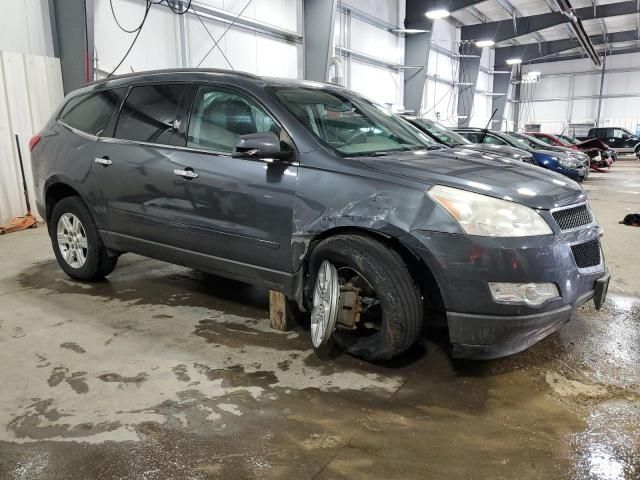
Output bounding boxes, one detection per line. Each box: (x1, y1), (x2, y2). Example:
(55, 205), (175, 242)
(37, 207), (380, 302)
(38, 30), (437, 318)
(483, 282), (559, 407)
(49, 196), (118, 281)
(309, 235), (423, 362)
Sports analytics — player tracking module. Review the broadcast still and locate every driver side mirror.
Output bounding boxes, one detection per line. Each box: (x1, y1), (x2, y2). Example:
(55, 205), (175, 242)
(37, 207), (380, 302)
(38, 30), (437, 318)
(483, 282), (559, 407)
(232, 133), (290, 160)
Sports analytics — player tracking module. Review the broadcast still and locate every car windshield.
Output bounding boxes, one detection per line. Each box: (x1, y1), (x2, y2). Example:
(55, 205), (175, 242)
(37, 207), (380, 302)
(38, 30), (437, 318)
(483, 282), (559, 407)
(411, 118), (471, 146)
(508, 132), (552, 150)
(270, 86), (435, 156)
(499, 132), (534, 151)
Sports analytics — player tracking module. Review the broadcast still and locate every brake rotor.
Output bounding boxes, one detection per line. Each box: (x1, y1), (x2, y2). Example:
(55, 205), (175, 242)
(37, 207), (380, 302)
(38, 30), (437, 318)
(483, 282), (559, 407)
(310, 260), (339, 348)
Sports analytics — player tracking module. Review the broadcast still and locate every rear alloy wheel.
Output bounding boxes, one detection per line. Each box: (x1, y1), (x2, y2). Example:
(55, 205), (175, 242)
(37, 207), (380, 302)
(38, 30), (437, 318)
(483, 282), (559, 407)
(56, 213), (88, 269)
(50, 196), (118, 281)
(308, 235), (423, 362)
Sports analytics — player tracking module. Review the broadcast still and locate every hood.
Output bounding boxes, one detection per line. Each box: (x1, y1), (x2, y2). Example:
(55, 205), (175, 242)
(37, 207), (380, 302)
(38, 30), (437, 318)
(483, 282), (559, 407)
(357, 148), (585, 210)
(464, 143), (531, 160)
(576, 138), (608, 150)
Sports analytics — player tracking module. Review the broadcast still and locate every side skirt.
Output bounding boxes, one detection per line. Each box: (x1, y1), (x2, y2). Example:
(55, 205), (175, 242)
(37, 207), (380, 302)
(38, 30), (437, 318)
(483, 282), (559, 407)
(100, 230), (301, 299)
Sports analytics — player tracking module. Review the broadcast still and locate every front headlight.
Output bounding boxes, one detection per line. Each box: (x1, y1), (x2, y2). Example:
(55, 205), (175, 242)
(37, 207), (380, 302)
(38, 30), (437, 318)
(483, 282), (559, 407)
(428, 185), (553, 237)
(559, 157), (578, 168)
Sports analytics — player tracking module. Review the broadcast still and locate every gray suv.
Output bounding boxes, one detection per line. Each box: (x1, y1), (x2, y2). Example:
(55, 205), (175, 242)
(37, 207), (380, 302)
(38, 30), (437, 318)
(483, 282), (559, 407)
(30, 69), (610, 361)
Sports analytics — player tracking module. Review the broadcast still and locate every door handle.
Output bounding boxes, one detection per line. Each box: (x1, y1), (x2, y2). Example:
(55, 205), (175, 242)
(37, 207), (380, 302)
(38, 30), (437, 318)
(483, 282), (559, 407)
(173, 167), (199, 179)
(94, 156), (112, 166)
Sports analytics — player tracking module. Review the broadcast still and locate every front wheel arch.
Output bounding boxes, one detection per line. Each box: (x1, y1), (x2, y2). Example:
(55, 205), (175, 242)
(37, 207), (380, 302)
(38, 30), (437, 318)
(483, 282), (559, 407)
(302, 227), (445, 322)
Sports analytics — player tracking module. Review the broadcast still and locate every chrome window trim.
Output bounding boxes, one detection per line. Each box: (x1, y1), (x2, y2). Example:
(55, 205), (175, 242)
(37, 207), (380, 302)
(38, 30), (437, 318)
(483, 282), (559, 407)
(96, 136), (299, 166)
(57, 120), (100, 141)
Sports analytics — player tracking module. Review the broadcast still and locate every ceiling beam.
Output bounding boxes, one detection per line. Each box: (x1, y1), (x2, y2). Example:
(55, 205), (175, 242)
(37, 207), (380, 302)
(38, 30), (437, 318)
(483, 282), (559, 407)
(494, 28), (639, 63)
(461, 0), (638, 42)
(524, 44), (640, 63)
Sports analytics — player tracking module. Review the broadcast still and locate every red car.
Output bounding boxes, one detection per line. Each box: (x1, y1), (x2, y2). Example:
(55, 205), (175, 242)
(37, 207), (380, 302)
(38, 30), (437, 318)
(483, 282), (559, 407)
(527, 132), (614, 168)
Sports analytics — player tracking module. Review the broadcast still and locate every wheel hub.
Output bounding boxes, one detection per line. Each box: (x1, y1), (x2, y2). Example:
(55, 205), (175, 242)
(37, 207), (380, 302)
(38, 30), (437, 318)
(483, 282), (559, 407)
(310, 260), (340, 348)
(56, 213), (88, 269)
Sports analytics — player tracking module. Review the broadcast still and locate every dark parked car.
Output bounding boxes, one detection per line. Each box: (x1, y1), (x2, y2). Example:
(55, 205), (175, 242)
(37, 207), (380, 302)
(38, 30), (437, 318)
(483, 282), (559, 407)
(30, 69), (609, 361)
(401, 116), (536, 165)
(505, 132), (591, 180)
(454, 127), (588, 182)
(529, 132), (614, 168)
(581, 127), (640, 157)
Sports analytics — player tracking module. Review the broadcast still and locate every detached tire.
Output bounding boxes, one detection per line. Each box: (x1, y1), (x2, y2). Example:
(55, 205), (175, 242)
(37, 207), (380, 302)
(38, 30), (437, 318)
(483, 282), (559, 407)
(49, 196), (118, 281)
(309, 235), (423, 362)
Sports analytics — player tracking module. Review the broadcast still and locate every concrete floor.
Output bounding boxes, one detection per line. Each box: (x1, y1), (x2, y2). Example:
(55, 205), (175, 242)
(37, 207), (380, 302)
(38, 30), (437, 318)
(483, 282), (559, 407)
(0, 162), (639, 480)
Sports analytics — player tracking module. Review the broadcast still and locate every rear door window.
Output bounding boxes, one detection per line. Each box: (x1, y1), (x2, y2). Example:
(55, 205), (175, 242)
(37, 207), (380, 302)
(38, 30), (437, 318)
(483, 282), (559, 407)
(114, 84), (187, 145)
(187, 86), (280, 153)
(59, 88), (125, 136)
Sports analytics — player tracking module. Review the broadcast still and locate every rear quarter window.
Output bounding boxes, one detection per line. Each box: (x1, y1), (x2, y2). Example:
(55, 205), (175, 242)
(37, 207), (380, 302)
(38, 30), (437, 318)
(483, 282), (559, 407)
(114, 84), (187, 145)
(59, 88), (125, 136)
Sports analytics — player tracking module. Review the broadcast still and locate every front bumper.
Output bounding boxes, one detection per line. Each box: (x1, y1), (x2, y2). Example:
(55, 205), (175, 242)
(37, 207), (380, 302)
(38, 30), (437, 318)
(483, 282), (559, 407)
(402, 225), (608, 359)
(562, 165), (587, 182)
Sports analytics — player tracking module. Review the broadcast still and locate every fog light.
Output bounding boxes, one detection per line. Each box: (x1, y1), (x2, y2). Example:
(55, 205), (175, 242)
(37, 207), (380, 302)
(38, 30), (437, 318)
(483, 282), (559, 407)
(489, 282), (560, 306)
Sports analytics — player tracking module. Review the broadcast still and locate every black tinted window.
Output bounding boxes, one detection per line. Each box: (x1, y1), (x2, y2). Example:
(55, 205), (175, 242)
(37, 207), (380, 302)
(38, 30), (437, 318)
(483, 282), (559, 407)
(115, 84), (186, 145)
(187, 87), (280, 153)
(59, 89), (124, 136)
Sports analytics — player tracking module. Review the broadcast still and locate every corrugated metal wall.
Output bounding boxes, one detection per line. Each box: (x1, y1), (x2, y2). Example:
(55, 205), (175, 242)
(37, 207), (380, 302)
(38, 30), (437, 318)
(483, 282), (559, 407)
(0, 51), (64, 224)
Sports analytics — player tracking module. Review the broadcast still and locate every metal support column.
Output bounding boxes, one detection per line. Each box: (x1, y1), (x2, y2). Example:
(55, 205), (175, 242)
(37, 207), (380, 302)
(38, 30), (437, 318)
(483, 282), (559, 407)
(403, 0), (433, 112)
(178, 10), (189, 68)
(512, 65), (522, 130)
(595, 51), (607, 127)
(303, 0), (338, 82)
(491, 71), (511, 129)
(456, 45), (481, 126)
(49, 0), (94, 93)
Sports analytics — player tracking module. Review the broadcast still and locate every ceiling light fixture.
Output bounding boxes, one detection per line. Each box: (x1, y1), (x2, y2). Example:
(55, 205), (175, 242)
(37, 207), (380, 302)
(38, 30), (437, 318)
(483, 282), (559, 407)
(425, 9), (450, 19)
(475, 39), (495, 47)
(392, 28), (430, 34)
(506, 58), (522, 65)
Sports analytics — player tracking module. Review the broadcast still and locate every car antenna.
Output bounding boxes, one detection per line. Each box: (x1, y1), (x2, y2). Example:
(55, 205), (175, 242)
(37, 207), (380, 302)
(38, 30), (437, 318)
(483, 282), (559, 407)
(479, 108), (498, 144)
(559, 123), (568, 137)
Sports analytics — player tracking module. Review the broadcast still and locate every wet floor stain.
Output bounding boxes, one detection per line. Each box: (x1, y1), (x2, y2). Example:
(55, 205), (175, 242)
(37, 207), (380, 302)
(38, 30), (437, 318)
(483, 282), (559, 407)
(59, 342), (85, 354)
(1, 241), (639, 478)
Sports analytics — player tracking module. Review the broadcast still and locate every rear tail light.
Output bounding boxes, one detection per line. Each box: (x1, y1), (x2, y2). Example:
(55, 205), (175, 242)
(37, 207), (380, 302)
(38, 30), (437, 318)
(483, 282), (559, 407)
(29, 134), (42, 152)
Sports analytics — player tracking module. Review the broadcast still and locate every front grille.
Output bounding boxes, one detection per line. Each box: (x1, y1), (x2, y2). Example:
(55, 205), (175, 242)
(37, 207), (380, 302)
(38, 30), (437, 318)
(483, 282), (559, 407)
(552, 204), (593, 231)
(571, 240), (601, 268)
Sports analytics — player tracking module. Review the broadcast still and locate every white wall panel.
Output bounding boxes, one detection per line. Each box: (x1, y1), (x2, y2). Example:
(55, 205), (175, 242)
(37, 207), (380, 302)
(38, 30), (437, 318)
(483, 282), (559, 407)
(571, 99), (598, 122)
(0, 52), (63, 224)
(422, 79), (457, 125)
(573, 74), (599, 97)
(341, 0), (400, 25)
(468, 93), (492, 127)
(0, 0), (54, 57)
(193, 0), (299, 31)
(2, 52), (38, 217)
(533, 76), (571, 99)
(522, 52), (640, 130)
(350, 18), (402, 63)
(95, 0), (180, 74)
(95, 0), (300, 76)
(350, 60), (401, 107)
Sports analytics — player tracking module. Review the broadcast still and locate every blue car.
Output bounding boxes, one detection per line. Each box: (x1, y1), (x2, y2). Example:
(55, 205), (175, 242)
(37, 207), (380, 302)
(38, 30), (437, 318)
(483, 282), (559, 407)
(454, 128), (588, 183)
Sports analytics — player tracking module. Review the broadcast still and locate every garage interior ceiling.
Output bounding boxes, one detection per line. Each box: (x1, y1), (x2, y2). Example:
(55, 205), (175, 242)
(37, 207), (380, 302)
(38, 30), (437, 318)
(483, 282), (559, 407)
(453, 0), (640, 63)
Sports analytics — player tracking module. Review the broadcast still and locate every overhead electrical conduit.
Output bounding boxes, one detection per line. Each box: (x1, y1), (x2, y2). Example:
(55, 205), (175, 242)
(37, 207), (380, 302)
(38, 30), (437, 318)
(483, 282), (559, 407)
(555, 0), (602, 65)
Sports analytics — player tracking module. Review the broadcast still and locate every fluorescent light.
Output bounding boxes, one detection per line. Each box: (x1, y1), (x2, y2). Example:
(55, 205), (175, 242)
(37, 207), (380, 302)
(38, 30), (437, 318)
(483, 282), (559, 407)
(506, 58), (522, 65)
(392, 28), (430, 34)
(475, 39), (495, 48)
(425, 9), (450, 19)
